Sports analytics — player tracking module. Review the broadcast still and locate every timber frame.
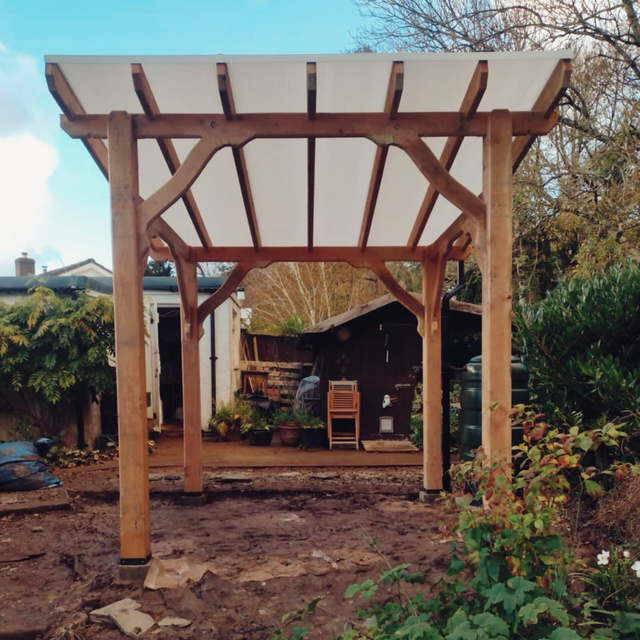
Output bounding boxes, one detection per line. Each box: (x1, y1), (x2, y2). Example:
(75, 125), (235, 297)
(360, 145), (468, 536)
(46, 52), (571, 576)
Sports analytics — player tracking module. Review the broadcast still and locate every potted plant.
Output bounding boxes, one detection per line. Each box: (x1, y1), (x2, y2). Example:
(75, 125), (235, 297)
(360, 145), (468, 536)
(274, 409), (302, 446)
(209, 400), (253, 441)
(209, 401), (236, 440)
(240, 412), (275, 446)
(299, 413), (327, 449)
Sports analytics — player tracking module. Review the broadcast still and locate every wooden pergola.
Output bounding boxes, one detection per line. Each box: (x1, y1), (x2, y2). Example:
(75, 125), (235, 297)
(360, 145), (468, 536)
(46, 52), (570, 576)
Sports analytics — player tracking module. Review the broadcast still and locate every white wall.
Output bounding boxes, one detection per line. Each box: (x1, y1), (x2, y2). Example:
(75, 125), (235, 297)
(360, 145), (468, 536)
(214, 295), (242, 406)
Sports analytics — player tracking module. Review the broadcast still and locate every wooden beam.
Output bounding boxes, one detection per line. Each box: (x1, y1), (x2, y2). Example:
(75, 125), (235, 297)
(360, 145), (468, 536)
(307, 62), (317, 250)
(149, 217), (191, 262)
(197, 263), (256, 330)
(132, 63), (212, 249)
(46, 63), (109, 178)
(408, 61), (488, 249)
(397, 135), (486, 225)
(62, 111), (557, 140)
(512, 59), (571, 171)
(138, 136), (228, 229)
(359, 62), (404, 249)
(366, 261), (425, 336)
(174, 258), (203, 494)
(307, 138), (316, 250)
(107, 111), (151, 567)
(307, 62), (317, 121)
(422, 252), (446, 493)
(217, 63), (262, 251)
(482, 110), (514, 467)
(151, 245), (432, 265)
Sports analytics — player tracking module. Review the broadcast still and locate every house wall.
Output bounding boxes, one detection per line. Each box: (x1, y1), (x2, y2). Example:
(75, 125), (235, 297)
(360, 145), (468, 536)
(149, 290), (239, 428)
(214, 296), (242, 406)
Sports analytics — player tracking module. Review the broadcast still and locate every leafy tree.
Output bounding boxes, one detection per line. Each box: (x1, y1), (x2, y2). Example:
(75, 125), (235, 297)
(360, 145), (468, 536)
(514, 262), (640, 437)
(0, 287), (115, 436)
(243, 262), (386, 329)
(144, 258), (174, 276)
(354, 0), (640, 299)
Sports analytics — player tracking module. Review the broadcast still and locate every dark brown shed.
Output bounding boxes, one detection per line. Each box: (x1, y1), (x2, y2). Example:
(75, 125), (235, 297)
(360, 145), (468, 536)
(300, 293), (481, 439)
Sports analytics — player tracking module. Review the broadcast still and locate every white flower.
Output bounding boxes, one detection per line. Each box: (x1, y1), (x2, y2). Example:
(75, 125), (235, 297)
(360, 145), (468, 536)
(632, 561), (640, 578)
(597, 550), (610, 566)
(624, 550), (631, 559)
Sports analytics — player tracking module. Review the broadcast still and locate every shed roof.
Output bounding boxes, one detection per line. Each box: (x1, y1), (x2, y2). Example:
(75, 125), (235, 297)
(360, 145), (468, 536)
(303, 292), (480, 335)
(47, 51), (570, 261)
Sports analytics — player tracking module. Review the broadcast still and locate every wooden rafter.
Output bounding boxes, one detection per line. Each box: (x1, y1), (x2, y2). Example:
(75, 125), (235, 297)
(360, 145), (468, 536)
(62, 111), (557, 140)
(307, 62), (317, 250)
(217, 63), (261, 251)
(46, 63), (109, 178)
(512, 59), (572, 171)
(132, 63), (212, 249)
(359, 61), (404, 249)
(408, 61), (488, 250)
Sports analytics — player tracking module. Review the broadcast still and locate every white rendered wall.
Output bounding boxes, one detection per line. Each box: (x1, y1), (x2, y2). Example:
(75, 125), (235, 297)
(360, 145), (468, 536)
(214, 295), (242, 405)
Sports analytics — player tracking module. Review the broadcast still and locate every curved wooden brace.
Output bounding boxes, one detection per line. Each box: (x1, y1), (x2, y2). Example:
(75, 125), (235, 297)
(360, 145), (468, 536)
(395, 134), (486, 226)
(196, 263), (256, 332)
(150, 217), (191, 262)
(139, 135), (239, 230)
(367, 261), (425, 337)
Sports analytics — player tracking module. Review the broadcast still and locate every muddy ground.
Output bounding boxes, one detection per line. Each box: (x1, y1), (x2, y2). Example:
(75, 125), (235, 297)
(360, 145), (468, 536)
(0, 466), (455, 640)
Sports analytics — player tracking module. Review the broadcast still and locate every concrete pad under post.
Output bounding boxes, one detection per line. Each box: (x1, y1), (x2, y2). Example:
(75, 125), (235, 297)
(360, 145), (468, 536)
(117, 560), (151, 583)
(181, 492), (207, 506)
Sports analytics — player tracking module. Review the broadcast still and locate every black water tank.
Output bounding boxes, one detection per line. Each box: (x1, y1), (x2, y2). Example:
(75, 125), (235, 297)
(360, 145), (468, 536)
(459, 355), (529, 461)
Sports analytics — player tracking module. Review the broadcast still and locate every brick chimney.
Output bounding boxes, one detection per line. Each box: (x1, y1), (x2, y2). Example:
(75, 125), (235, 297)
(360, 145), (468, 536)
(15, 252), (35, 276)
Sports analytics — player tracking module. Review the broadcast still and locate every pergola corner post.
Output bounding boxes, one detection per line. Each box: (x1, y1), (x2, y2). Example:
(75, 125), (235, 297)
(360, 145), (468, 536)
(481, 109), (514, 468)
(175, 257), (204, 498)
(108, 111), (152, 577)
(421, 253), (446, 496)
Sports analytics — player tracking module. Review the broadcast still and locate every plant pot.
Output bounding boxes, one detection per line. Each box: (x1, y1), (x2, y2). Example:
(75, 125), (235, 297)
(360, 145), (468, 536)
(248, 428), (273, 446)
(301, 428), (325, 449)
(277, 421), (302, 446)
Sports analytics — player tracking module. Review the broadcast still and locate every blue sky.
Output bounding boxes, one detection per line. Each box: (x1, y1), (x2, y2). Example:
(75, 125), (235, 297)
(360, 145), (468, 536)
(0, 0), (369, 275)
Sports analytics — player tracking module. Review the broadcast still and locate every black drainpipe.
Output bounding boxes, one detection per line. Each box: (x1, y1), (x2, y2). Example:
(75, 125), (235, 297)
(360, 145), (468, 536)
(210, 313), (217, 407)
(441, 260), (466, 491)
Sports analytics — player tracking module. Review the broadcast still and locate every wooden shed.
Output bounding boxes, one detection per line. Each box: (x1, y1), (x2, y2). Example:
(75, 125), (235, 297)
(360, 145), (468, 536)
(300, 293), (481, 439)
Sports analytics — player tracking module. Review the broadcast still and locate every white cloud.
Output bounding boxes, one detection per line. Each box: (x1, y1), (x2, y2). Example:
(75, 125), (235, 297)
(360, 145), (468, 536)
(0, 46), (60, 275)
(0, 132), (59, 251)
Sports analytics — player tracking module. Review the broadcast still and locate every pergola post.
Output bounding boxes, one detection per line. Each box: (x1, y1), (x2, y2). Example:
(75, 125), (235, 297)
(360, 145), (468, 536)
(421, 254), (444, 495)
(481, 109), (513, 466)
(176, 259), (204, 496)
(108, 111), (151, 574)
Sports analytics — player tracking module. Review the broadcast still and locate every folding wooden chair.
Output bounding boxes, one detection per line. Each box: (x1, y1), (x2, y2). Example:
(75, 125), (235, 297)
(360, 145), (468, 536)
(327, 380), (360, 449)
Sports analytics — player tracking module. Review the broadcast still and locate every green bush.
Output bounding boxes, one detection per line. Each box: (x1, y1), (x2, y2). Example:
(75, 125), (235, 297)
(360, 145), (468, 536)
(0, 286), (115, 436)
(273, 409), (640, 639)
(515, 262), (640, 438)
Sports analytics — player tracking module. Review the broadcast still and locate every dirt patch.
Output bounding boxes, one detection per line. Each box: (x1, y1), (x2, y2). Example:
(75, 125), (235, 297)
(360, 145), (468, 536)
(0, 466), (454, 639)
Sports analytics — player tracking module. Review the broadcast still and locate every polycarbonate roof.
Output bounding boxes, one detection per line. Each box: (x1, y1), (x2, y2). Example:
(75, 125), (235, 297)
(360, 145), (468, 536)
(46, 51), (571, 259)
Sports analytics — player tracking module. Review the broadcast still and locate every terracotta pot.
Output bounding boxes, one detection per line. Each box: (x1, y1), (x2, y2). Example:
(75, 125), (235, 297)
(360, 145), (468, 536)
(277, 421), (302, 446)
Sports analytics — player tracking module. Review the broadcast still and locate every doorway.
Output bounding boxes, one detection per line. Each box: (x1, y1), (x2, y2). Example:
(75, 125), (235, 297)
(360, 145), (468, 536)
(158, 307), (182, 427)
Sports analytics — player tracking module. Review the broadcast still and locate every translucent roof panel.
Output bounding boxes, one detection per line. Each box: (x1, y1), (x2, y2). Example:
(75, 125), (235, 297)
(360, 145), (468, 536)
(314, 138), (377, 246)
(47, 51), (570, 256)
